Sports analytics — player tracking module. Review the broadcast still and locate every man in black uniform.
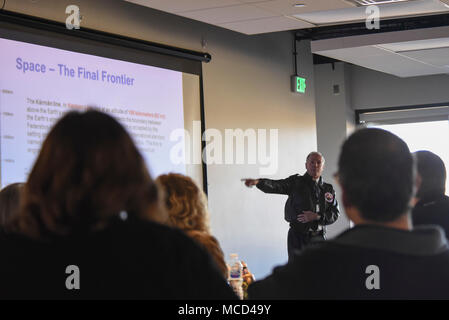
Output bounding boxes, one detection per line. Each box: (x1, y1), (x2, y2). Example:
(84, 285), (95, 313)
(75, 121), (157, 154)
(248, 129), (449, 299)
(243, 152), (339, 261)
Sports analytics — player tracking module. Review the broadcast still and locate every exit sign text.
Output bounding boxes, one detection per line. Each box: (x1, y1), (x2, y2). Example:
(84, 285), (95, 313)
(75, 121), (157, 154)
(291, 75), (306, 94)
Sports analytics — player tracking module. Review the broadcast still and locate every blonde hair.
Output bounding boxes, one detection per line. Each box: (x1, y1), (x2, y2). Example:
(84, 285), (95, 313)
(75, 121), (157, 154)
(156, 174), (228, 278)
(156, 173), (209, 232)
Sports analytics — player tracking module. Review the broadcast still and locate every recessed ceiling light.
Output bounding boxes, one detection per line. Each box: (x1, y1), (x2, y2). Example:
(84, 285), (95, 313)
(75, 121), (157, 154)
(293, 4), (306, 8)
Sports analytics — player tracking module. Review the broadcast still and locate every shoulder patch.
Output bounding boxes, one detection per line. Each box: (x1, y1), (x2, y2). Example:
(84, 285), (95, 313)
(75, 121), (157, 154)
(324, 192), (334, 203)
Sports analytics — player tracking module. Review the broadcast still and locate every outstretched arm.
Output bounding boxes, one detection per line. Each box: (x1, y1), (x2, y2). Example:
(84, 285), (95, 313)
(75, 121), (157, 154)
(242, 176), (296, 195)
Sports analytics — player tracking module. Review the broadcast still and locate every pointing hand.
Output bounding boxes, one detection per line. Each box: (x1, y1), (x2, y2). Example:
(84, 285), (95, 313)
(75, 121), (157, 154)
(242, 179), (259, 187)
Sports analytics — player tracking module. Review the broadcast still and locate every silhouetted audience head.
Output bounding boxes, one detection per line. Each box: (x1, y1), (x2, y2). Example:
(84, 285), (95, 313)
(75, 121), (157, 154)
(414, 150), (446, 200)
(156, 173), (228, 278)
(10, 110), (162, 238)
(338, 128), (415, 223)
(0, 183), (24, 228)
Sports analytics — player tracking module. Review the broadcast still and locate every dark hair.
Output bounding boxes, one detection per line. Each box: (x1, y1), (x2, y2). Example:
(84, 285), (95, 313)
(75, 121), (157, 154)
(0, 183), (24, 227)
(415, 150), (446, 199)
(338, 128), (415, 222)
(10, 110), (159, 239)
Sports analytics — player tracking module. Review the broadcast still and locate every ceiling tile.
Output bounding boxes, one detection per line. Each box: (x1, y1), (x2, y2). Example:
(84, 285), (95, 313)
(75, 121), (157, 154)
(126, 0), (449, 35)
(179, 4), (278, 24)
(125, 0), (243, 13)
(378, 37), (449, 52)
(252, 0), (355, 16)
(400, 47), (449, 67)
(218, 15), (315, 34)
(315, 45), (447, 77)
(294, 0), (449, 25)
(238, 0), (276, 3)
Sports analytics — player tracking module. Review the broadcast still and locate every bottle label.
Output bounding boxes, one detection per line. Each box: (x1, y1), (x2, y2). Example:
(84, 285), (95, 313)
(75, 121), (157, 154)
(230, 264), (242, 279)
(228, 256), (242, 280)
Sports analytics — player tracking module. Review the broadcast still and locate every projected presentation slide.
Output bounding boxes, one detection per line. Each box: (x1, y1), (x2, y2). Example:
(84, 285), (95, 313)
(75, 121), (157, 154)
(0, 36), (188, 187)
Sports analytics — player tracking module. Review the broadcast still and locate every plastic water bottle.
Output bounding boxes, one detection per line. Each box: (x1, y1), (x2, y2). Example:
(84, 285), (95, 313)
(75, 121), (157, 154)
(228, 253), (243, 299)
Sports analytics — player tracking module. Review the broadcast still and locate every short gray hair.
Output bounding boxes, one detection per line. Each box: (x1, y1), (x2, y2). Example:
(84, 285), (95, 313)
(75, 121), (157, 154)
(306, 152), (325, 163)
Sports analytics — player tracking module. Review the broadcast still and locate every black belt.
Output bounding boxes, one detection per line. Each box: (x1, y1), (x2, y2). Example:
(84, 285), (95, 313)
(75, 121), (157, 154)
(308, 230), (324, 237)
(289, 222), (324, 236)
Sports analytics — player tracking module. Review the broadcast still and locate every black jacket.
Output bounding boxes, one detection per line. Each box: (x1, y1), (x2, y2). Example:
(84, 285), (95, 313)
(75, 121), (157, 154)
(248, 225), (449, 299)
(413, 195), (449, 239)
(0, 218), (237, 300)
(256, 172), (339, 234)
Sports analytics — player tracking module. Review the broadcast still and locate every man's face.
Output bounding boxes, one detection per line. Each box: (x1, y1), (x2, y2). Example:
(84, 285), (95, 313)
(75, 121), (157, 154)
(306, 154), (324, 180)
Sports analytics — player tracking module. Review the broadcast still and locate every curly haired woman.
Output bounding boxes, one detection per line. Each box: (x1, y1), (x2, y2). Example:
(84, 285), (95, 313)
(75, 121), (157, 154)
(156, 173), (228, 279)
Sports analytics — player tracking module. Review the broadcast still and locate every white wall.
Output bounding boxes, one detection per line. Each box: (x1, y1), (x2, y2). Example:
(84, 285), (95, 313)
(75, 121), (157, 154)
(349, 65), (449, 110)
(314, 62), (352, 238)
(205, 38), (317, 278)
(5, 0), (318, 278)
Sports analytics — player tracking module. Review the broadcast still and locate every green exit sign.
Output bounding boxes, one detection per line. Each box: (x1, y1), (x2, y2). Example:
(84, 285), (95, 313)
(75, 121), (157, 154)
(291, 75), (306, 94)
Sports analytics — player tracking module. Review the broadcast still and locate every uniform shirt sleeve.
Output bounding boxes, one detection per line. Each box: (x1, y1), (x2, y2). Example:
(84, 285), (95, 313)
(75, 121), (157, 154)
(256, 175), (297, 195)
